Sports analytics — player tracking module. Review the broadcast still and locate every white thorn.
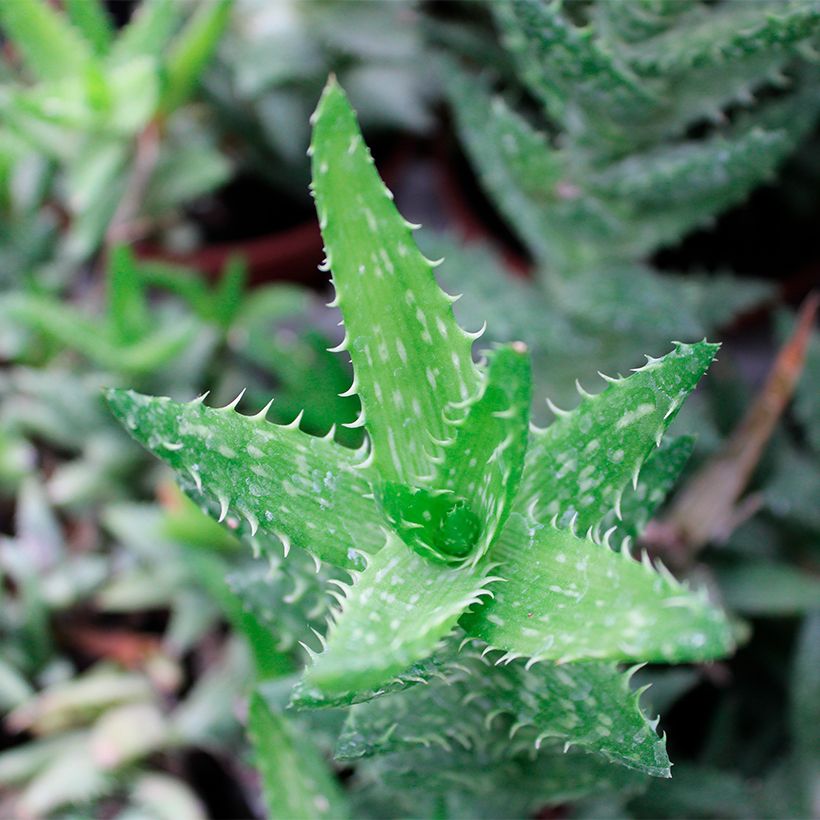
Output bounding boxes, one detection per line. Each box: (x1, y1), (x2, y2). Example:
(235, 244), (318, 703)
(221, 388), (246, 410)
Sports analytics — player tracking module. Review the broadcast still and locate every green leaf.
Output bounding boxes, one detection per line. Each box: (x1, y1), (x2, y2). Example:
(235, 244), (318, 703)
(2, 292), (196, 375)
(310, 78), (481, 485)
(599, 435), (694, 546)
(108, 0), (181, 66)
(104, 389), (384, 569)
(593, 0), (696, 44)
(792, 613), (820, 811)
(182, 549), (294, 679)
(445, 66), (561, 262)
(632, 1), (820, 78)
(291, 644), (456, 710)
(247, 694), (351, 820)
(433, 343), (531, 562)
(0, 0), (92, 81)
(65, 0), (114, 56)
(495, 0), (655, 145)
(298, 535), (496, 704)
(516, 341), (718, 533)
(107, 245), (151, 346)
(353, 742), (647, 818)
(378, 344), (531, 566)
(462, 514), (735, 664)
(159, 0), (233, 115)
(591, 127), (790, 208)
(338, 649), (670, 776)
(716, 560), (820, 616)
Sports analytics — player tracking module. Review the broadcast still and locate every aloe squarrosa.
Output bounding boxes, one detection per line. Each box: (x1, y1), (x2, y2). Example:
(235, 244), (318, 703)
(109, 79), (737, 815)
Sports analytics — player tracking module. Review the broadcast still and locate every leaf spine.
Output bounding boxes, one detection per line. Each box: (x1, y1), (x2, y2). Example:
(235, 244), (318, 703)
(283, 410), (305, 430)
(220, 388), (246, 411)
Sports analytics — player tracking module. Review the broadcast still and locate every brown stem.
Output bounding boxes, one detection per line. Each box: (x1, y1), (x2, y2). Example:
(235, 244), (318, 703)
(645, 292), (818, 566)
(104, 120), (162, 253)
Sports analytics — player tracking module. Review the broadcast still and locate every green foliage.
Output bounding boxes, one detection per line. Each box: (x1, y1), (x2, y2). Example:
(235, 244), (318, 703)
(203, 0), (437, 190)
(248, 694), (350, 819)
(1, 4), (815, 816)
(0, 0), (232, 265)
(443, 0), (817, 413)
(109, 79), (737, 811)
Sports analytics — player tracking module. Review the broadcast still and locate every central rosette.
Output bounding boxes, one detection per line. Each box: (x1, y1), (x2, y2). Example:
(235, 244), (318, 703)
(380, 482), (482, 564)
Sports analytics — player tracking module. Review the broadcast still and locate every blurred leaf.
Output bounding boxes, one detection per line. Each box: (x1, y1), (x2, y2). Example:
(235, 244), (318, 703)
(65, 0), (114, 57)
(0, 0), (92, 81)
(90, 702), (168, 769)
(716, 560), (820, 616)
(159, 0), (233, 116)
(248, 693), (351, 820)
(127, 772), (207, 820)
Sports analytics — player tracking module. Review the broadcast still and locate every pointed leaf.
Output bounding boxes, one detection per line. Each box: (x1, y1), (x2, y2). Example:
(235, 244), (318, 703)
(310, 78), (481, 485)
(495, 0), (655, 142)
(248, 694), (350, 820)
(633, 1), (820, 77)
(105, 389), (383, 569)
(298, 534), (495, 704)
(601, 435), (694, 545)
(338, 650), (670, 776)
(108, 0), (181, 65)
(462, 514), (734, 664)
(377, 344), (530, 566)
(434, 344), (531, 561)
(2, 292), (196, 375)
(0, 0), (92, 81)
(65, 0), (114, 56)
(517, 341), (718, 532)
(159, 0), (233, 115)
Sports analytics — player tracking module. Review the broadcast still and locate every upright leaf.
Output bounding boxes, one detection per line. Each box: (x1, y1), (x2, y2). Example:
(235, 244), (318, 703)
(495, 0), (655, 144)
(108, 0), (181, 65)
(159, 0), (233, 116)
(247, 694), (350, 820)
(434, 344), (531, 562)
(105, 389), (384, 569)
(65, 0), (114, 56)
(107, 246), (151, 346)
(310, 78), (481, 485)
(0, 0), (92, 81)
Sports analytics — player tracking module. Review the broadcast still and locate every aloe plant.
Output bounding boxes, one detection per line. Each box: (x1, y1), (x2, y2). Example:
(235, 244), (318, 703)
(437, 0), (819, 409)
(105, 79), (738, 814)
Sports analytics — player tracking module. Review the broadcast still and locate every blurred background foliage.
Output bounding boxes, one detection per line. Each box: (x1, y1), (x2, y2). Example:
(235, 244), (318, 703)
(0, 0), (817, 817)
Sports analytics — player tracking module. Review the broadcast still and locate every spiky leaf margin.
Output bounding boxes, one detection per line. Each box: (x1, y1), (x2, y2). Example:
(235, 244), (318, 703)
(310, 78), (482, 485)
(297, 535), (499, 704)
(105, 389), (383, 569)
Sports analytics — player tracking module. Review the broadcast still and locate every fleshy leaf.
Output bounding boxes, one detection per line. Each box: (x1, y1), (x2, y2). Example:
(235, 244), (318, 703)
(463, 514), (734, 664)
(378, 344), (531, 566)
(298, 534), (496, 704)
(105, 389), (383, 569)
(338, 649), (670, 776)
(495, 0), (655, 145)
(600, 435), (694, 546)
(517, 341), (718, 532)
(310, 78), (481, 485)
(433, 343), (531, 562)
(0, 0), (92, 81)
(354, 743), (647, 818)
(247, 694), (350, 820)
